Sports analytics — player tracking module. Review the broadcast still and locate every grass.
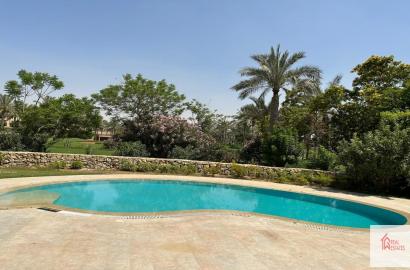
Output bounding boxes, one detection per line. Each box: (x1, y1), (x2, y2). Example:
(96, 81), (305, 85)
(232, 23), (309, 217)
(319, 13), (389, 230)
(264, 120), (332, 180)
(47, 138), (114, 156)
(0, 167), (116, 179)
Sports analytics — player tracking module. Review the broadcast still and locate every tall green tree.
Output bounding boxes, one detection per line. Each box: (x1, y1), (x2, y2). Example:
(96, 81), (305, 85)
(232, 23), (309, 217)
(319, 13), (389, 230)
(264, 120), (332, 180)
(92, 74), (186, 122)
(19, 94), (102, 140)
(352, 55), (410, 91)
(4, 70), (64, 108)
(232, 45), (321, 129)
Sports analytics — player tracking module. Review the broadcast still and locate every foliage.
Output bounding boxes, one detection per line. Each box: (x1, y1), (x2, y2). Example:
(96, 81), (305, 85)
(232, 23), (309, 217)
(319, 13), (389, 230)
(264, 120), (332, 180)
(240, 136), (264, 164)
(202, 166), (221, 176)
(337, 124), (410, 194)
(18, 94), (102, 140)
(4, 70), (64, 106)
(102, 139), (119, 150)
(119, 160), (197, 175)
(92, 74), (186, 121)
(262, 127), (303, 167)
(232, 45), (321, 127)
(0, 129), (24, 151)
(122, 115), (214, 158)
(230, 163), (248, 178)
(381, 110), (410, 129)
(48, 161), (67, 169)
(114, 141), (150, 157)
(168, 145), (200, 160)
(305, 146), (337, 171)
(352, 55), (410, 90)
(0, 94), (15, 127)
(70, 160), (84, 170)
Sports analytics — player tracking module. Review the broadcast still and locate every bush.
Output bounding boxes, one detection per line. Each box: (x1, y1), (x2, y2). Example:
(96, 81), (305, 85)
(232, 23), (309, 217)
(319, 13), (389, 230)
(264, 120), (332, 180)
(121, 116), (214, 158)
(0, 152), (4, 165)
(49, 161), (67, 169)
(168, 145), (200, 160)
(103, 139), (119, 149)
(240, 137), (263, 164)
(305, 146), (337, 171)
(0, 129), (24, 151)
(114, 141), (149, 157)
(337, 124), (410, 195)
(70, 160), (84, 169)
(119, 160), (135, 171)
(262, 127), (303, 167)
(230, 163), (248, 178)
(202, 166), (221, 176)
(179, 164), (197, 175)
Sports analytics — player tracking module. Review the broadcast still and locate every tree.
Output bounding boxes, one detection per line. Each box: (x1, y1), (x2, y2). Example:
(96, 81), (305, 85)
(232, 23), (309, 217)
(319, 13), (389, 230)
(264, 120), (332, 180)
(92, 74), (186, 122)
(4, 70), (64, 108)
(0, 94), (15, 127)
(19, 94), (102, 140)
(238, 96), (270, 131)
(232, 45), (321, 129)
(185, 99), (218, 133)
(338, 124), (410, 195)
(352, 55), (410, 91)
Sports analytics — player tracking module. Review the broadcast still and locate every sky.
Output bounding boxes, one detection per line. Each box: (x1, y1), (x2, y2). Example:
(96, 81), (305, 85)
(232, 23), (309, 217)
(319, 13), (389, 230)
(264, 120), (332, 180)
(1, 0), (409, 115)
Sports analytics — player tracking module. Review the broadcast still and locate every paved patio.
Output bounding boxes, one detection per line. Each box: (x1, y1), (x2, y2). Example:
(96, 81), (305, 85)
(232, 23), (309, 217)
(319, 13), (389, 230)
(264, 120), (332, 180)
(0, 174), (409, 269)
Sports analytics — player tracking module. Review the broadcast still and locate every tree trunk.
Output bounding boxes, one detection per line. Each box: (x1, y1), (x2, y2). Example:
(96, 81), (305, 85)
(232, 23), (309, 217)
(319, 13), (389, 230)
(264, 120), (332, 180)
(269, 90), (280, 131)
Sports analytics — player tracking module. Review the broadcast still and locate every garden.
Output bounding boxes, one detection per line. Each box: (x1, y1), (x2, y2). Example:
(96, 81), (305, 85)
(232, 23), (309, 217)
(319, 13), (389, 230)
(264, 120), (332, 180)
(1, 48), (410, 197)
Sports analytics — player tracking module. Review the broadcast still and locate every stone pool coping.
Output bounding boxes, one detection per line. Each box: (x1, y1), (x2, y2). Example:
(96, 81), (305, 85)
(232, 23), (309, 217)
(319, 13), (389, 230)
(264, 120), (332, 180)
(0, 174), (409, 231)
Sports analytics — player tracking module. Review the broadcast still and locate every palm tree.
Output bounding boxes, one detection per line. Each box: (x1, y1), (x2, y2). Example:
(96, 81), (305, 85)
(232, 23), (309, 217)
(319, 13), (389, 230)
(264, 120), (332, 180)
(232, 45), (322, 130)
(0, 94), (15, 127)
(238, 96), (270, 126)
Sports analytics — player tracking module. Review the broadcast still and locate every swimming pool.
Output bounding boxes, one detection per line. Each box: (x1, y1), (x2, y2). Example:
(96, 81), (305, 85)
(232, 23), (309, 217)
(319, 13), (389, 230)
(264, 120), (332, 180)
(1, 180), (407, 228)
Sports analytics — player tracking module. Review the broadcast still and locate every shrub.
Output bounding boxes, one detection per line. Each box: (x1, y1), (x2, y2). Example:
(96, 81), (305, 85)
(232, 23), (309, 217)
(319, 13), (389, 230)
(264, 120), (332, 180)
(49, 161), (67, 169)
(230, 163), (248, 178)
(179, 164), (197, 175)
(119, 160), (135, 171)
(337, 124), (410, 195)
(240, 137), (263, 164)
(381, 110), (410, 129)
(114, 141), (149, 157)
(305, 146), (337, 171)
(121, 115), (214, 158)
(168, 145), (200, 160)
(0, 129), (24, 151)
(202, 166), (221, 176)
(0, 152), (4, 165)
(133, 162), (154, 172)
(103, 139), (119, 149)
(207, 144), (240, 163)
(70, 160), (84, 170)
(262, 127), (303, 167)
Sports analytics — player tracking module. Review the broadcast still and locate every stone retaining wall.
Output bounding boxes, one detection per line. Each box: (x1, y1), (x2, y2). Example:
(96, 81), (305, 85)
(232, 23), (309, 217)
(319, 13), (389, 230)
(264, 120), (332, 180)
(0, 151), (329, 177)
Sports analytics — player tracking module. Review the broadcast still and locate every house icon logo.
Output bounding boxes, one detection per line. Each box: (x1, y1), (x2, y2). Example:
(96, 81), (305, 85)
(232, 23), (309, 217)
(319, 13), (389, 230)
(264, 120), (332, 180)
(380, 233), (406, 251)
(381, 233), (391, 250)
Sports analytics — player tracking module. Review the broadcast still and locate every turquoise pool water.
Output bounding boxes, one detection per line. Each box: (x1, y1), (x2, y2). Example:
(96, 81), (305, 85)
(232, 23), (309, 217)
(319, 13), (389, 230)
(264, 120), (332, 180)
(3, 180), (407, 228)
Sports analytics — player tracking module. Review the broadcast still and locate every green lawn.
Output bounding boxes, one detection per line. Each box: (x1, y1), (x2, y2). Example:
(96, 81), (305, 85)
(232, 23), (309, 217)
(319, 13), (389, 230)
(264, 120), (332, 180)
(0, 167), (120, 179)
(47, 138), (114, 156)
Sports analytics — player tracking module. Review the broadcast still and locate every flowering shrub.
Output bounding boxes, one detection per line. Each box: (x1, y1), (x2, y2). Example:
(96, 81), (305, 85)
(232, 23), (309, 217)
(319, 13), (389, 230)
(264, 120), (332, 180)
(122, 115), (215, 157)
